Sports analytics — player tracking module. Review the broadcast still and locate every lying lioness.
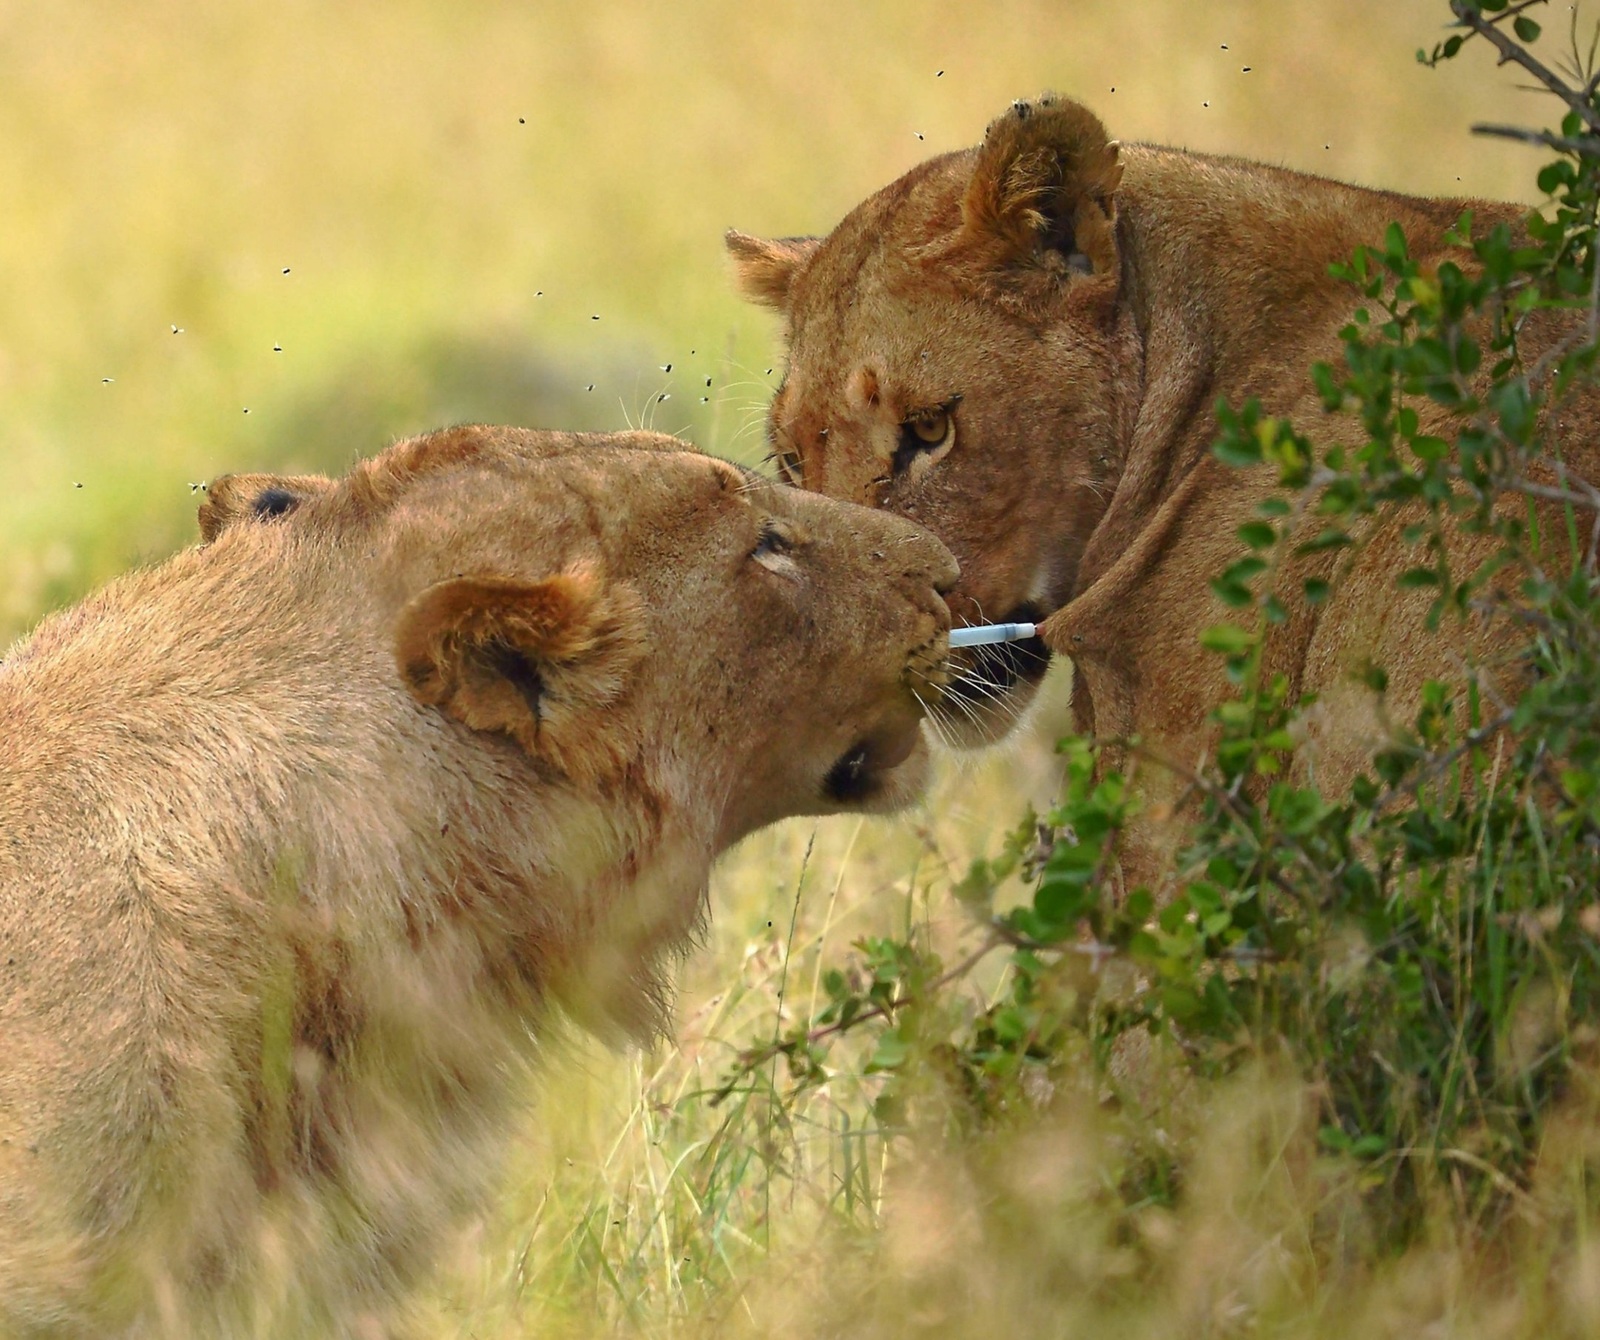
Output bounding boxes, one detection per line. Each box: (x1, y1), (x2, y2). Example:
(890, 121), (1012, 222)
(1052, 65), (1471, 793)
(0, 425), (955, 1336)
(729, 95), (1599, 878)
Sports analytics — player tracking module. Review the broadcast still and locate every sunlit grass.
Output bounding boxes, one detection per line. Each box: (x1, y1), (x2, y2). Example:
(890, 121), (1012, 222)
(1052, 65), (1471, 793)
(417, 677), (1078, 1337)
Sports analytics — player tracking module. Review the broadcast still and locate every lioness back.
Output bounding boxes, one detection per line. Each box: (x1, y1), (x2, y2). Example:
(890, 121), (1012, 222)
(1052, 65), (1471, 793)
(0, 425), (955, 1335)
(730, 95), (1598, 883)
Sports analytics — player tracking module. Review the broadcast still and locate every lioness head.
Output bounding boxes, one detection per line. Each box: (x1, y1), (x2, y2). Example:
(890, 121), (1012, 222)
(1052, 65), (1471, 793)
(730, 91), (1580, 893)
(202, 425), (957, 846)
(729, 97), (1125, 745)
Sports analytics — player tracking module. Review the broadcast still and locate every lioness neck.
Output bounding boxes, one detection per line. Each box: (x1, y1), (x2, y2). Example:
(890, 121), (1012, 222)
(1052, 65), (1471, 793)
(1050, 149), (1533, 887)
(1119, 145), (1514, 412)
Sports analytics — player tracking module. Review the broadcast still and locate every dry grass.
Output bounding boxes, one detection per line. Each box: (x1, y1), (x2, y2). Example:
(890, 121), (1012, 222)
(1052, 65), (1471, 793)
(6, 1), (1598, 1333)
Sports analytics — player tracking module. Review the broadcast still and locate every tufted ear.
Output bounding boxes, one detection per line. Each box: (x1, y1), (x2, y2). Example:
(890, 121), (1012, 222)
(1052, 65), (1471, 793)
(198, 472), (336, 541)
(393, 565), (645, 784)
(962, 95), (1122, 278)
(725, 229), (821, 310)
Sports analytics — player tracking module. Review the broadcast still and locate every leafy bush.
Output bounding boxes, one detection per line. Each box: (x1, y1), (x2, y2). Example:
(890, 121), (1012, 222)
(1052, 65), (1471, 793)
(716, 0), (1600, 1250)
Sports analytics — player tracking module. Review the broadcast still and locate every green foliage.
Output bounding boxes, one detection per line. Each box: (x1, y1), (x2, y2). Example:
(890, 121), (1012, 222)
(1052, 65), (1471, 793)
(722, 0), (1600, 1251)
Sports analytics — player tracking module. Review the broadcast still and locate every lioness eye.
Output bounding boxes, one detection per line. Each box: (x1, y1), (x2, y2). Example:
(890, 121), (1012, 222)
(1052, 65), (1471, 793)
(773, 448), (803, 485)
(909, 412), (949, 446)
(752, 521), (792, 559)
(892, 401), (958, 479)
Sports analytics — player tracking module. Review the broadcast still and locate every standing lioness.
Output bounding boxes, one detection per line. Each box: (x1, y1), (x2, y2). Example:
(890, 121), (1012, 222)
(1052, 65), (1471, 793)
(729, 95), (1600, 874)
(0, 425), (954, 1336)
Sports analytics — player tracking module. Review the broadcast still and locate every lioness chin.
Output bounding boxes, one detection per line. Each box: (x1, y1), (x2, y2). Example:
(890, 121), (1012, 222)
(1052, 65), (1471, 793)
(729, 94), (1600, 883)
(0, 424), (955, 1337)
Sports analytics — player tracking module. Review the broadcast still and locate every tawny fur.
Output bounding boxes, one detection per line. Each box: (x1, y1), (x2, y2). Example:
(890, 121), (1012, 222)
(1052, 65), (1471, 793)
(0, 425), (954, 1336)
(729, 94), (1600, 885)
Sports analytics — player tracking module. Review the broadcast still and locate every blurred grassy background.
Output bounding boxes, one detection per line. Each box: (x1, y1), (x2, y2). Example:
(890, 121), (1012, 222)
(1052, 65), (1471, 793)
(0, 0), (1550, 640)
(3, 1), (1587, 1333)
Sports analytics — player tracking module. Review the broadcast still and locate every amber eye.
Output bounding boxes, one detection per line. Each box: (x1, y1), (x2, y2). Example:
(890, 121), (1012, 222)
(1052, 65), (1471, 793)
(892, 400), (959, 479)
(909, 411), (950, 446)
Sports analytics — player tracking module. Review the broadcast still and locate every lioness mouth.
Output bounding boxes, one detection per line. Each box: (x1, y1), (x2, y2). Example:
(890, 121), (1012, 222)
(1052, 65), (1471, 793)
(944, 603), (1050, 706)
(823, 720), (921, 804)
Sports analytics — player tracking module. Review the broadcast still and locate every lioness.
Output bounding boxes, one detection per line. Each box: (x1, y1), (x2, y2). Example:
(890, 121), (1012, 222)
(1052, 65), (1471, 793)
(729, 95), (1599, 877)
(0, 425), (955, 1336)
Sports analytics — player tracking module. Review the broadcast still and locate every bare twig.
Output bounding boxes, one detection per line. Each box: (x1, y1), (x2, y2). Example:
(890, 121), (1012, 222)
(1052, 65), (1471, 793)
(1499, 468), (1600, 514)
(988, 917), (1117, 964)
(1588, 203), (1600, 346)
(1119, 738), (1331, 904)
(1471, 122), (1598, 156)
(1450, 1), (1600, 134)
(1366, 711), (1517, 818)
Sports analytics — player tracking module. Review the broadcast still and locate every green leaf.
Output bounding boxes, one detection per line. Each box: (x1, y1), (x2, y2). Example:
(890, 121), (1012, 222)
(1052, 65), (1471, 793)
(1160, 984), (1203, 1022)
(1200, 623), (1255, 655)
(1127, 930), (1161, 962)
(1237, 521), (1277, 549)
(952, 858), (997, 906)
(1296, 528), (1353, 555)
(991, 1006), (1029, 1045)
(866, 1031), (909, 1072)
(1035, 874), (1096, 928)
(1213, 436), (1262, 468)
(1211, 579), (1253, 609)
(1513, 15), (1540, 41)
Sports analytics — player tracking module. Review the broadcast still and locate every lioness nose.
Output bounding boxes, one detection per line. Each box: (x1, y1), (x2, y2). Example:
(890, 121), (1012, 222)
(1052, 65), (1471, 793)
(881, 518), (958, 594)
(916, 534), (959, 594)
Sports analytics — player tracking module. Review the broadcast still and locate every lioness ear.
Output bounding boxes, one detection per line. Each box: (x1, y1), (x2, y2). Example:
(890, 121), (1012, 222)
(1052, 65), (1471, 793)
(198, 472), (335, 541)
(962, 95), (1122, 277)
(725, 229), (821, 310)
(394, 566), (645, 783)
